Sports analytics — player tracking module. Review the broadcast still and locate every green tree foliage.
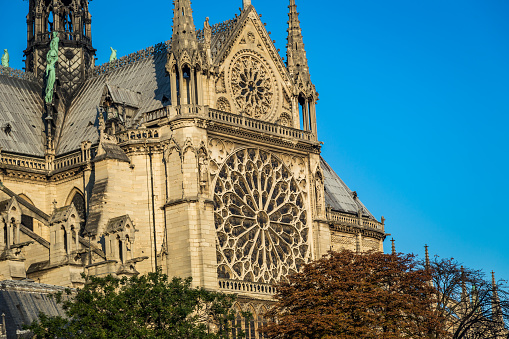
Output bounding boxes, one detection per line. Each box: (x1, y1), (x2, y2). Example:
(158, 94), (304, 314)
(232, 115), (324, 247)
(27, 269), (244, 338)
(261, 250), (448, 339)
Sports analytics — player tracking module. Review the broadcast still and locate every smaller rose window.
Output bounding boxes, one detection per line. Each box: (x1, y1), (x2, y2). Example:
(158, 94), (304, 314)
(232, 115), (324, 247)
(230, 55), (274, 119)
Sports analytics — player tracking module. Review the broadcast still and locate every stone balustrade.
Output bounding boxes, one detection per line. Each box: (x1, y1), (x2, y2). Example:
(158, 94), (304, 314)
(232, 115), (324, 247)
(326, 210), (384, 232)
(208, 108), (314, 141)
(0, 154), (46, 171)
(218, 278), (276, 296)
(54, 152), (84, 171)
(117, 128), (160, 143)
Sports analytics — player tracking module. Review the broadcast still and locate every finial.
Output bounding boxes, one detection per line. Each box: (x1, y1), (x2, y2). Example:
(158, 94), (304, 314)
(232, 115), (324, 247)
(391, 238), (396, 255)
(492, 271), (496, 287)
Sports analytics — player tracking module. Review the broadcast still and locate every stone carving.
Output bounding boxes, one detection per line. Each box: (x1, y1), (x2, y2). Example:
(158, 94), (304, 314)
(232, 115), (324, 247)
(231, 55), (274, 118)
(208, 138), (235, 165)
(315, 173), (323, 213)
(204, 17), (212, 45)
(279, 112), (292, 127)
(216, 97), (231, 113)
(45, 32), (59, 104)
(198, 149), (209, 194)
(109, 47), (117, 63)
(216, 72), (226, 93)
(1, 49), (9, 68)
(247, 32), (256, 44)
(214, 148), (309, 283)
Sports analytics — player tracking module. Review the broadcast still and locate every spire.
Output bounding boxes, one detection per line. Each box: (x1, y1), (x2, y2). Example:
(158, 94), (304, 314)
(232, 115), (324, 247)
(286, 0), (310, 80)
(243, 0), (252, 10)
(424, 244), (430, 270)
(491, 271), (504, 325)
(171, 0), (198, 57)
(391, 238), (396, 255)
(461, 266), (468, 303)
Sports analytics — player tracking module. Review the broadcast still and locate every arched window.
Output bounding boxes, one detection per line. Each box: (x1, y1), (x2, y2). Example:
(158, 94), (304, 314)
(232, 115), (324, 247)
(182, 66), (191, 105)
(258, 306), (268, 339)
(298, 94), (307, 130)
(47, 10), (54, 33)
(118, 235), (123, 263)
(245, 305), (256, 339)
(66, 188), (86, 234)
(63, 227), (68, 254)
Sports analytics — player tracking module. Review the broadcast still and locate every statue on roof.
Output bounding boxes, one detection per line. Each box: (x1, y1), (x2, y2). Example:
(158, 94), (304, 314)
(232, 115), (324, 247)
(45, 32), (59, 104)
(109, 47), (117, 63)
(204, 17), (212, 43)
(1, 49), (9, 68)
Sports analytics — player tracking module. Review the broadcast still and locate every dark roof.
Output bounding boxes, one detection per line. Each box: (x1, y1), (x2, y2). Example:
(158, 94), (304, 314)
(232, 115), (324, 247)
(0, 280), (68, 338)
(56, 52), (170, 155)
(321, 157), (375, 220)
(0, 74), (45, 156)
(105, 215), (132, 234)
(49, 205), (77, 225)
(94, 142), (130, 163)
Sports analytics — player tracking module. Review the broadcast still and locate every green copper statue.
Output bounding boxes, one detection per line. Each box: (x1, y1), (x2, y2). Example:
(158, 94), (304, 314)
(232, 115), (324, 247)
(45, 32), (59, 104)
(109, 47), (117, 63)
(1, 49), (9, 68)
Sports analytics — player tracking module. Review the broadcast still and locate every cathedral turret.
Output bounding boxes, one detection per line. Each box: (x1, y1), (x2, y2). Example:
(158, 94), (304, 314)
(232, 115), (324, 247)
(287, 0), (310, 81)
(286, 0), (318, 137)
(166, 0), (203, 107)
(24, 0), (96, 97)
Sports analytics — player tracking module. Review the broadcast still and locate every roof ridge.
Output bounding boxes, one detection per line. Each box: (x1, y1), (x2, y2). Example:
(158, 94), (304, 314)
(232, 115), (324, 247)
(88, 41), (171, 78)
(0, 66), (41, 84)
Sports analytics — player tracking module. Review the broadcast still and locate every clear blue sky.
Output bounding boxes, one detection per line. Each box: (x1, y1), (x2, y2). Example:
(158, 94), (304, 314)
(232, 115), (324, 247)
(2, 0), (508, 281)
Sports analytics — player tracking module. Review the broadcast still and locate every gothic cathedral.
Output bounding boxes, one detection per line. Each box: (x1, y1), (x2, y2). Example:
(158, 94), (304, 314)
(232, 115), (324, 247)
(0, 0), (387, 336)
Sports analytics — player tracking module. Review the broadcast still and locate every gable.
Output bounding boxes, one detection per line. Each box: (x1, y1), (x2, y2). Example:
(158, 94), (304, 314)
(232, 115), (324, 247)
(211, 8), (296, 127)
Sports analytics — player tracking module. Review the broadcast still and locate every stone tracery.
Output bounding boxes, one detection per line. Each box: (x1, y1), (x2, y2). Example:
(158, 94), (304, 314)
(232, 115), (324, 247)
(230, 55), (274, 119)
(214, 148), (309, 284)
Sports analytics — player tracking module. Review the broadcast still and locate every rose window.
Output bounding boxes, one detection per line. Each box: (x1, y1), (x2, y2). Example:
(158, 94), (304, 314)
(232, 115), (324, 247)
(230, 55), (274, 119)
(214, 148), (309, 284)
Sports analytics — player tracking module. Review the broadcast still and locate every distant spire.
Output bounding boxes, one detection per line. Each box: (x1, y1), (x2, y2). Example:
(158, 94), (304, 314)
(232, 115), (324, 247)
(424, 244), (430, 270)
(171, 0), (198, 56)
(391, 238), (396, 255)
(491, 271), (504, 325)
(286, 0), (310, 81)
(461, 266), (468, 303)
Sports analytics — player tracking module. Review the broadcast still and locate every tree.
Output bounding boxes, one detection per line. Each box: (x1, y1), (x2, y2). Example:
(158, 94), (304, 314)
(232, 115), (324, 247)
(426, 256), (509, 339)
(27, 269), (246, 338)
(261, 250), (447, 339)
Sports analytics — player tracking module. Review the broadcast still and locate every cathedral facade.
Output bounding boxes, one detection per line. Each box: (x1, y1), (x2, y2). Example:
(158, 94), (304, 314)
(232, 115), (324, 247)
(0, 0), (387, 336)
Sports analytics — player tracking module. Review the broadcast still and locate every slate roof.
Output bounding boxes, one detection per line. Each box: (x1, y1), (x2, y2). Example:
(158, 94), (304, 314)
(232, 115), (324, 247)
(321, 157), (376, 220)
(55, 52), (170, 155)
(0, 75), (46, 157)
(105, 84), (142, 108)
(105, 215), (132, 234)
(0, 280), (68, 338)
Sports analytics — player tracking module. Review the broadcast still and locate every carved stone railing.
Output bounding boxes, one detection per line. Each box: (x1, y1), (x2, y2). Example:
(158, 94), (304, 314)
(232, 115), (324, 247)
(208, 108), (314, 141)
(0, 67), (40, 83)
(326, 210), (384, 233)
(54, 151), (84, 171)
(218, 278), (276, 296)
(0, 153), (46, 171)
(89, 41), (171, 77)
(117, 128), (160, 143)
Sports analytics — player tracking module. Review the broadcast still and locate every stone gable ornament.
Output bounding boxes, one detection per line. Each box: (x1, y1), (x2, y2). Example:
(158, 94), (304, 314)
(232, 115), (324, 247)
(1, 49), (8, 68)
(109, 47), (117, 63)
(45, 32), (59, 104)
